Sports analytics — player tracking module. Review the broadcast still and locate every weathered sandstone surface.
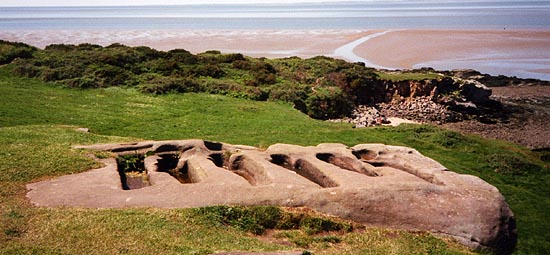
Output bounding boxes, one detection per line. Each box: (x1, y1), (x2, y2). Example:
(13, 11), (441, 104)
(26, 140), (516, 253)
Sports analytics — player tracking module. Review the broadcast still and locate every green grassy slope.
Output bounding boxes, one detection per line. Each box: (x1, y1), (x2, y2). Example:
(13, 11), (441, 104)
(0, 67), (548, 254)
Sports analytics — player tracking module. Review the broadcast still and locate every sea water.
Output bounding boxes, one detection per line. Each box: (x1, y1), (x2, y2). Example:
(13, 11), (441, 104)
(1, 1), (550, 30)
(1, 1), (550, 79)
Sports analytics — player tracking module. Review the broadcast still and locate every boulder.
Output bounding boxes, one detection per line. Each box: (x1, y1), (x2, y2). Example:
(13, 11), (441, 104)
(460, 80), (492, 105)
(27, 140), (516, 253)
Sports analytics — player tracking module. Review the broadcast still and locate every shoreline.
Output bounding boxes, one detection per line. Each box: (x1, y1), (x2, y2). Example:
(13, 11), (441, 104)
(331, 30), (392, 69)
(353, 29), (550, 80)
(1, 29), (549, 80)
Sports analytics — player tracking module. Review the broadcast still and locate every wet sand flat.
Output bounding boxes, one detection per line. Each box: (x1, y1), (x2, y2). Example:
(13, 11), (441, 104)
(1, 29), (549, 79)
(0, 29), (371, 58)
(353, 29), (550, 79)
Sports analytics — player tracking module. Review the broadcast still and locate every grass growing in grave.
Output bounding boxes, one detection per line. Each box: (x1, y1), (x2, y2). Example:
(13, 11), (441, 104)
(0, 67), (548, 254)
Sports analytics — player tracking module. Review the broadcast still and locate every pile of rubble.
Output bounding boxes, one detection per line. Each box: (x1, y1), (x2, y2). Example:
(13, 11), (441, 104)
(378, 96), (460, 125)
(330, 76), (500, 127)
(328, 106), (388, 127)
(330, 97), (459, 127)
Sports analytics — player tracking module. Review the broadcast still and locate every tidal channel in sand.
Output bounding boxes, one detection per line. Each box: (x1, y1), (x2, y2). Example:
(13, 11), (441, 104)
(353, 30), (550, 80)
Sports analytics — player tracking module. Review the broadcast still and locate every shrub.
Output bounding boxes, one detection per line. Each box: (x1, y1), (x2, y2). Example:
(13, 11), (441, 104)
(143, 59), (180, 76)
(0, 40), (36, 64)
(268, 85), (308, 103)
(168, 49), (197, 64)
(39, 68), (62, 81)
(5, 41), (428, 121)
(198, 79), (233, 95)
(44, 44), (77, 52)
(232, 60), (251, 70)
(134, 46), (165, 59)
(195, 64), (225, 78)
(204, 50), (221, 55)
(105, 43), (127, 49)
(76, 43), (102, 51)
(54, 65), (86, 80)
(324, 72), (348, 88)
(305, 87), (354, 119)
(139, 76), (199, 94)
(219, 53), (246, 63)
(97, 48), (144, 68)
(253, 70), (277, 85)
(11, 59), (41, 77)
(235, 86), (269, 101)
(86, 65), (131, 87)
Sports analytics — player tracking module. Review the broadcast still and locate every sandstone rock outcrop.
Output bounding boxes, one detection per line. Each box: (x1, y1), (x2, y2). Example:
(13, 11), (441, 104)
(333, 75), (498, 126)
(26, 140), (516, 253)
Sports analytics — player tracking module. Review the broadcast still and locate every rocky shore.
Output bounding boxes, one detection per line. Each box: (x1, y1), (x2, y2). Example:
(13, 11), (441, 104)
(332, 71), (550, 150)
(444, 85), (550, 149)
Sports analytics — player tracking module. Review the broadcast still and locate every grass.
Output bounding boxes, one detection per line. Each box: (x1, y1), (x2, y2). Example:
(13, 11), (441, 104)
(0, 66), (548, 254)
(3, 208), (287, 254)
(375, 70), (443, 81)
(277, 229), (476, 254)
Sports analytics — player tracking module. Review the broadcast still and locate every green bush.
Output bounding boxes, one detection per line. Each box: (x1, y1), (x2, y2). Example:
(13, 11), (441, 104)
(268, 84), (308, 103)
(139, 76), (199, 94)
(85, 65), (131, 87)
(143, 59), (180, 75)
(252, 70), (277, 85)
(168, 48), (197, 64)
(44, 43), (77, 52)
(234, 86), (269, 101)
(0, 40), (36, 65)
(4, 41), (464, 121)
(98, 47), (147, 68)
(76, 43), (103, 51)
(134, 46), (165, 59)
(232, 59), (251, 70)
(305, 86), (354, 119)
(38, 68), (62, 81)
(195, 64), (225, 78)
(219, 53), (246, 63)
(11, 59), (41, 77)
(198, 79), (235, 95)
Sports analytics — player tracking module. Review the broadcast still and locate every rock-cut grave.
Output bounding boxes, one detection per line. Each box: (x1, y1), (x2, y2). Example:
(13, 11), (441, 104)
(26, 140), (516, 253)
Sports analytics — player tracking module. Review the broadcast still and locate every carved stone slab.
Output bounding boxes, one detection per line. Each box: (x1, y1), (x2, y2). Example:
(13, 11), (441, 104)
(26, 140), (516, 253)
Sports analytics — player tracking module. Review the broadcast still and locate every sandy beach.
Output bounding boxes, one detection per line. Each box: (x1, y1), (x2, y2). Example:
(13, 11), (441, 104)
(1, 29), (549, 80)
(0, 29), (372, 58)
(354, 30), (550, 79)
